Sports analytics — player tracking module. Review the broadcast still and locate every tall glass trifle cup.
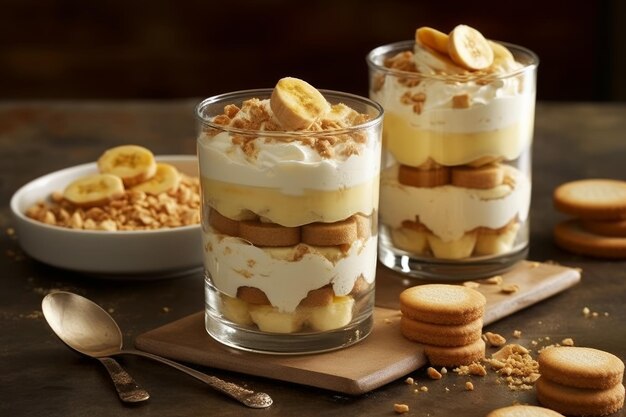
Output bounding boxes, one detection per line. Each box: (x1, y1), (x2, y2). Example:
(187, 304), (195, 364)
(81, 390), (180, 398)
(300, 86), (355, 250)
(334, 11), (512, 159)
(196, 86), (383, 353)
(367, 37), (538, 280)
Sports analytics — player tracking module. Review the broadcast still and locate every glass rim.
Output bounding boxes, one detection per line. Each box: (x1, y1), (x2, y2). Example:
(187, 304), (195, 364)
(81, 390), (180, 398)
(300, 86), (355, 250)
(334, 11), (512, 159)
(366, 40), (539, 82)
(195, 88), (384, 138)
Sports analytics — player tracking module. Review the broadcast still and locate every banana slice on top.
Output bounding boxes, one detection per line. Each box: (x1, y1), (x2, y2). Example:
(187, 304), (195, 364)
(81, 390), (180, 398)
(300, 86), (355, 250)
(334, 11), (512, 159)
(415, 26), (449, 54)
(270, 77), (331, 130)
(131, 163), (180, 195)
(63, 173), (125, 208)
(448, 24), (494, 71)
(97, 145), (157, 187)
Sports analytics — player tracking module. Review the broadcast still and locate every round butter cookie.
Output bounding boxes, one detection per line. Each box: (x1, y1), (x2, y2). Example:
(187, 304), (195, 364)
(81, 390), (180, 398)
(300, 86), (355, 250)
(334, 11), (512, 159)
(486, 405), (564, 417)
(581, 218), (626, 237)
(423, 337), (485, 367)
(400, 316), (483, 347)
(400, 284), (486, 325)
(536, 377), (625, 417)
(538, 346), (625, 390)
(553, 179), (626, 220)
(554, 219), (626, 259)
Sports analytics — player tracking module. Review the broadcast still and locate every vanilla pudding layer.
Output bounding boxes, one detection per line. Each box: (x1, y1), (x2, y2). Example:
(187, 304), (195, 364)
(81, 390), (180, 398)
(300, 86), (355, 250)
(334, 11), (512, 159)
(201, 177), (379, 227)
(382, 107), (534, 167)
(380, 164), (530, 243)
(203, 230), (377, 313)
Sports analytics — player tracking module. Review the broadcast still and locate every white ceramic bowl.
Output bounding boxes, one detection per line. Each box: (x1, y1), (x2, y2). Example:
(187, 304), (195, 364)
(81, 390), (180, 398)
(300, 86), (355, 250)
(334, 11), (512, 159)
(10, 155), (204, 278)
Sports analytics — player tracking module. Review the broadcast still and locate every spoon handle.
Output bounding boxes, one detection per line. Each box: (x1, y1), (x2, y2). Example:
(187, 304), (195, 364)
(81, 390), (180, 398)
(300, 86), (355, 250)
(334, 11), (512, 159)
(97, 357), (150, 403)
(120, 349), (272, 408)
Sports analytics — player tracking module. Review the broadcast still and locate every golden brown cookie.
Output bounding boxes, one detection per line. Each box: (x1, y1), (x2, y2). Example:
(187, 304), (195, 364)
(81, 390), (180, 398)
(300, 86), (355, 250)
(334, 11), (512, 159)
(553, 179), (626, 220)
(298, 286), (334, 308)
(354, 214), (372, 240)
(400, 284), (486, 325)
(581, 219), (626, 237)
(554, 219), (626, 259)
(423, 337), (486, 367)
(451, 164), (504, 189)
(486, 405), (564, 417)
(239, 220), (301, 247)
(538, 347), (625, 390)
(398, 164), (450, 188)
(209, 209), (240, 236)
(236, 286), (270, 305)
(302, 217), (357, 246)
(400, 316), (483, 347)
(536, 377), (625, 417)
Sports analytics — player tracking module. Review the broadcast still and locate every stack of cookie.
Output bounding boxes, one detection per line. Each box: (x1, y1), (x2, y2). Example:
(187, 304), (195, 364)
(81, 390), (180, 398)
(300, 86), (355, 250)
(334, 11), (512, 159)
(537, 346), (625, 416)
(553, 179), (626, 258)
(399, 284), (486, 366)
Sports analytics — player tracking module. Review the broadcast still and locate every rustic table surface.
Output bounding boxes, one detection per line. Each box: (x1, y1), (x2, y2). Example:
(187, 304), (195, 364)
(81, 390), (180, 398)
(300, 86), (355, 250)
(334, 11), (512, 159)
(1, 101), (624, 417)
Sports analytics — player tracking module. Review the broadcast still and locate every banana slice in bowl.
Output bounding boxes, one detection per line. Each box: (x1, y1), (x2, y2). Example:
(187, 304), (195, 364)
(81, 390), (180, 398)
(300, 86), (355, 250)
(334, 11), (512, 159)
(10, 155), (202, 278)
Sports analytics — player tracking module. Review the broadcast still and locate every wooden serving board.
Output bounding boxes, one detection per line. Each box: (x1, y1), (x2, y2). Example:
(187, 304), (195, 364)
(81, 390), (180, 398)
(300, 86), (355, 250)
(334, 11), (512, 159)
(135, 261), (580, 395)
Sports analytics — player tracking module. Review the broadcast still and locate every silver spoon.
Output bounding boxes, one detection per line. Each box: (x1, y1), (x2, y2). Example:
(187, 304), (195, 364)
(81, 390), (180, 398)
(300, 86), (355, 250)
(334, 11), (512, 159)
(41, 291), (272, 409)
(41, 294), (150, 403)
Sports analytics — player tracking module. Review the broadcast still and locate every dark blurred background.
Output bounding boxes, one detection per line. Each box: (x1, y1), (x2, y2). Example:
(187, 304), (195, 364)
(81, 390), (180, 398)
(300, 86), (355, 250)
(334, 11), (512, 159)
(1, 0), (624, 101)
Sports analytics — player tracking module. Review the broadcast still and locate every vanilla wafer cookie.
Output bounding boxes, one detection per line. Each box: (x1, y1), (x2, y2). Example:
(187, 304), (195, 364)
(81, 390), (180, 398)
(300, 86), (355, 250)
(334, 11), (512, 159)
(423, 337), (486, 366)
(239, 220), (301, 247)
(399, 284), (486, 325)
(536, 377), (625, 417)
(400, 316), (483, 347)
(298, 286), (334, 307)
(486, 405), (564, 417)
(237, 286), (270, 305)
(554, 179), (626, 220)
(302, 217), (358, 246)
(554, 219), (626, 259)
(209, 209), (240, 236)
(354, 214), (372, 240)
(451, 164), (504, 189)
(538, 347), (624, 390)
(398, 164), (450, 188)
(581, 219), (626, 237)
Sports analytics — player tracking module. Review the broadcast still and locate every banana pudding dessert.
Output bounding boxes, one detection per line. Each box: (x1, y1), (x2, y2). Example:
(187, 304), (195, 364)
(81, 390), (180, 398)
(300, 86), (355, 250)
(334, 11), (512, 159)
(367, 25), (537, 278)
(196, 78), (383, 352)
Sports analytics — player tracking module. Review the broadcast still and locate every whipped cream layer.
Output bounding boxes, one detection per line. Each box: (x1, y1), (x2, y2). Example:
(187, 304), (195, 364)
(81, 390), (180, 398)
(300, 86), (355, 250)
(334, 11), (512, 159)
(380, 165), (530, 242)
(203, 232), (377, 313)
(371, 42), (535, 167)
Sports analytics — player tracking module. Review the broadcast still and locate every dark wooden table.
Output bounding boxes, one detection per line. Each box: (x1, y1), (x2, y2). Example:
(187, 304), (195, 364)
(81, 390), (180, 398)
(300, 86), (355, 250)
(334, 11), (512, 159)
(1, 101), (625, 417)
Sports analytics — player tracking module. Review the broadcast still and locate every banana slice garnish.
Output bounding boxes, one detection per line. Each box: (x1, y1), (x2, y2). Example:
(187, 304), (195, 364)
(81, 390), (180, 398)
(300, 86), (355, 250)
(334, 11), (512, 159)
(97, 145), (157, 187)
(131, 163), (180, 195)
(447, 24), (494, 71)
(269, 77), (330, 130)
(63, 173), (125, 208)
(416, 26), (449, 54)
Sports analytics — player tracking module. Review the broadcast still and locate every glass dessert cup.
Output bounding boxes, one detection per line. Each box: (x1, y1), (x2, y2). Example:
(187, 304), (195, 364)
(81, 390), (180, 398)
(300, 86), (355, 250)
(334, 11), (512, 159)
(196, 88), (383, 353)
(367, 40), (538, 280)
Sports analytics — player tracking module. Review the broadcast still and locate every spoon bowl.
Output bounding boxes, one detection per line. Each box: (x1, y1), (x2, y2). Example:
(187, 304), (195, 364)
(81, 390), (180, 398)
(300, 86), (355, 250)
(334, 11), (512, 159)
(42, 291), (149, 403)
(42, 291), (272, 409)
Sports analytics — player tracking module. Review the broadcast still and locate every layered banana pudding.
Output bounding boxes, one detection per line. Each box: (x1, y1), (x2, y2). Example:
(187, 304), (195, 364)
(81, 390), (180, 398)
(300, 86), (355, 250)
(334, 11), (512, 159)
(197, 78), (382, 337)
(368, 25), (537, 263)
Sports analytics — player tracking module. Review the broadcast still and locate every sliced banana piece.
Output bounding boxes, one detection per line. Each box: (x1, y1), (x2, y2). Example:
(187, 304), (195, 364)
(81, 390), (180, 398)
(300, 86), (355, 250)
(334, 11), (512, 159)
(416, 26), (449, 54)
(427, 232), (477, 259)
(448, 24), (494, 71)
(97, 145), (157, 187)
(475, 222), (520, 255)
(489, 40), (515, 65)
(221, 294), (253, 326)
(249, 305), (305, 333)
(270, 77), (330, 130)
(63, 173), (125, 208)
(131, 163), (180, 195)
(308, 296), (354, 332)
